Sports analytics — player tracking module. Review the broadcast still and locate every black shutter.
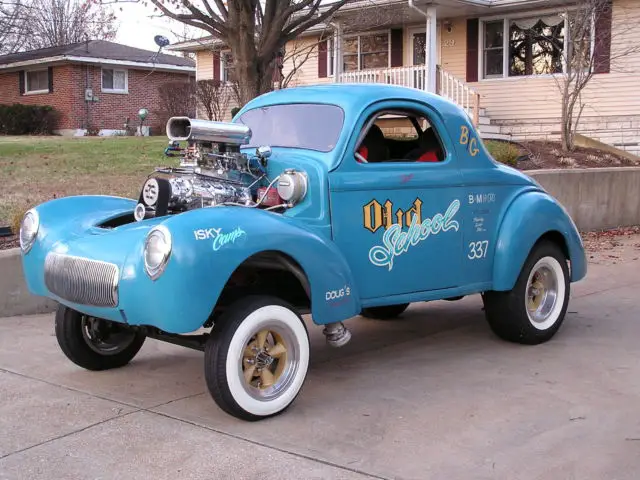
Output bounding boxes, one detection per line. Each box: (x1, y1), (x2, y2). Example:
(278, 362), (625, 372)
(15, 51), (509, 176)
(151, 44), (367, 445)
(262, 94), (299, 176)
(466, 18), (479, 82)
(594, 0), (613, 74)
(318, 40), (328, 78)
(213, 51), (220, 81)
(19, 70), (25, 95)
(390, 28), (403, 67)
(48, 66), (54, 93)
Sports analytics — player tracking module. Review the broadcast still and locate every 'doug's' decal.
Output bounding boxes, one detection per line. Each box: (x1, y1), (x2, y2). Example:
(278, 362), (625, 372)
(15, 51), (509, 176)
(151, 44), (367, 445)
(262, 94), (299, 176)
(362, 199), (461, 271)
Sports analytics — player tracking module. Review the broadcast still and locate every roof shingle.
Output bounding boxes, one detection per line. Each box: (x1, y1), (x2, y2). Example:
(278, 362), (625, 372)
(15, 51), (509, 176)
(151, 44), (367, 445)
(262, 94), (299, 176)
(0, 40), (195, 68)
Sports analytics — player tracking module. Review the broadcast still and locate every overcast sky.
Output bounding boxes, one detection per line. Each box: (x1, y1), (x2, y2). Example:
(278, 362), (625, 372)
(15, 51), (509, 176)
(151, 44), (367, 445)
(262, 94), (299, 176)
(112, 2), (202, 53)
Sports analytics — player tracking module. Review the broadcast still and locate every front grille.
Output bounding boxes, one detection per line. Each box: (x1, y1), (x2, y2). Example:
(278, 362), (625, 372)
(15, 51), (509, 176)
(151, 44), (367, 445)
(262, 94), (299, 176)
(44, 253), (119, 307)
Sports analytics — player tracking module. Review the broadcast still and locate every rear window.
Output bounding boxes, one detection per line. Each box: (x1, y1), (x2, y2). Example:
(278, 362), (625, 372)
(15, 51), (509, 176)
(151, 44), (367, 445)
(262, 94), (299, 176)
(236, 103), (344, 153)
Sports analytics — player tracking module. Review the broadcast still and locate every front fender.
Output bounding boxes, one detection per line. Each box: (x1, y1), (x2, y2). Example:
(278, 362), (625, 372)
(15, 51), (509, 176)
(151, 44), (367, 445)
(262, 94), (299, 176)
(492, 191), (587, 291)
(127, 206), (361, 332)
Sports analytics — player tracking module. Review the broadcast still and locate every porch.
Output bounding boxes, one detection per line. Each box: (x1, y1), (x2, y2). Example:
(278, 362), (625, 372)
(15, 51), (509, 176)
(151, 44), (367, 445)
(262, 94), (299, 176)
(337, 64), (482, 127)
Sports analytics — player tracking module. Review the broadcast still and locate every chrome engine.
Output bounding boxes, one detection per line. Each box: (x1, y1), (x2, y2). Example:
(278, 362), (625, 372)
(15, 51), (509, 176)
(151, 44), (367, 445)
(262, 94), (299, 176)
(134, 117), (271, 221)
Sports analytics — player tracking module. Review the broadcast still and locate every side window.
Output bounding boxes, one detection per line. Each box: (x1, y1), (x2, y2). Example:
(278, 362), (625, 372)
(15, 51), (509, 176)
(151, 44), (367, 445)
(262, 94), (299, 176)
(354, 110), (446, 164)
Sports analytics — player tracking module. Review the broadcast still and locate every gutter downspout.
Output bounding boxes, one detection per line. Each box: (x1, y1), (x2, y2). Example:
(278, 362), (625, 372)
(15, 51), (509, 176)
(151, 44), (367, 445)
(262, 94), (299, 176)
(408, 0), (437, 94)
(329, 21), (342, 82)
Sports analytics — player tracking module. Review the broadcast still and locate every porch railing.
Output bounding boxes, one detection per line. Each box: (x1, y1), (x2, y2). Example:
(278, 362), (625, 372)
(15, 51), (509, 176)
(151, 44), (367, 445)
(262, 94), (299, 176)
(338, 65), (429, 91)
(336, 64), (481, 126)
(436, 66), (480, 126)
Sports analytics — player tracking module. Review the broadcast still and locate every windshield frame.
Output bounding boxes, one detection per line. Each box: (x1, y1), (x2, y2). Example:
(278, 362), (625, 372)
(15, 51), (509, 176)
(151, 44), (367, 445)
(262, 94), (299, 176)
(235, 102), (346, 153)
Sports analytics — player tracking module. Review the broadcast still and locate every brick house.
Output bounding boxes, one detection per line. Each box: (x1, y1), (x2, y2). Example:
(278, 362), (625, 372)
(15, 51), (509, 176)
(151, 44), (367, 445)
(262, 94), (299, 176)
(0, 40), (195, 135)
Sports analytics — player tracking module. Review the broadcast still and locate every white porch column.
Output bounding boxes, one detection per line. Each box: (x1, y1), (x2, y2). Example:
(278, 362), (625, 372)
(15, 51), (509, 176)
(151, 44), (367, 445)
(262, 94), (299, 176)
(331, 21), (342, 82)
(426, 7), (437, 93)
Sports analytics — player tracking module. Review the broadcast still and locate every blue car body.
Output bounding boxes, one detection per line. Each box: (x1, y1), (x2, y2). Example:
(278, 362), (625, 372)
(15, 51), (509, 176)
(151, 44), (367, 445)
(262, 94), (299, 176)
(21, 84), (587, 334)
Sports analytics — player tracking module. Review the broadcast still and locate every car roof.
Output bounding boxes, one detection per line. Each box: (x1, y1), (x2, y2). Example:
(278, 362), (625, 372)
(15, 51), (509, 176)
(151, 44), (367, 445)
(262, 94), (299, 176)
(239, 83), (465, 120)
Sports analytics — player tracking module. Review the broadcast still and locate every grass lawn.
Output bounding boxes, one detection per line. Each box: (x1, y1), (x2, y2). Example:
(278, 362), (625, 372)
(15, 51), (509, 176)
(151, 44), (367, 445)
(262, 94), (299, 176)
(0, 136), (177, 228)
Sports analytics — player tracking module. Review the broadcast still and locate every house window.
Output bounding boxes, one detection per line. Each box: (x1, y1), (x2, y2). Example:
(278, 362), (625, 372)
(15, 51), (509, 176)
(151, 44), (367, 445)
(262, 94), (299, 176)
(330, 31), (390, 73)
(221, 52), (235, 83)
(25, 69), (49, 94)
(509, 16), (565, 76)
(481, 11), (592, 79)
(102, 68), (128, 92)
(483, 21), (504, 78)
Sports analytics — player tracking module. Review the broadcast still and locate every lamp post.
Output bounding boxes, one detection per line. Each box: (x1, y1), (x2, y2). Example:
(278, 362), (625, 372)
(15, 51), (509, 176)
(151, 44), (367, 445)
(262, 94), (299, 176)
(137, 108), (149, 136)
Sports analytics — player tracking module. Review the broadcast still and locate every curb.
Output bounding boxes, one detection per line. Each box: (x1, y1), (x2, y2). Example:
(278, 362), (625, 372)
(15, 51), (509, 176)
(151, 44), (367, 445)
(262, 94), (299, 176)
(0, 248), (57, 318)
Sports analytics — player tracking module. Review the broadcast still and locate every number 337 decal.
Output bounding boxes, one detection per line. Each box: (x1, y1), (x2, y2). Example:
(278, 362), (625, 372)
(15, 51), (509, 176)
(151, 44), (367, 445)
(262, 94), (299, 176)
(468, 241), (489, 260)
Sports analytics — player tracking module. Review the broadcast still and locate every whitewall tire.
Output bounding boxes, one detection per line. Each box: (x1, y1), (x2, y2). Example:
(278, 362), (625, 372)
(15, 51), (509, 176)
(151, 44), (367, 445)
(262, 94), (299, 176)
(204, 296), (310, 421)
(483, 240), (570, 345)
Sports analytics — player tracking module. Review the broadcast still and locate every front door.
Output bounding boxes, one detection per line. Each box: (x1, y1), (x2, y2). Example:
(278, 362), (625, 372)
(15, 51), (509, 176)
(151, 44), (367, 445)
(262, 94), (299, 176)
(329, 101), (464, 300)
(411, 31), (427, 89)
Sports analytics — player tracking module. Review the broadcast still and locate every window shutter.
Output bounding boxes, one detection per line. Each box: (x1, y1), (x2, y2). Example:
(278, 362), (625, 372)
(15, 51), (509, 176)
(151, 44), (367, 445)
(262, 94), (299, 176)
(212, 51), (220, 81)
(19, 70), (25, 95)
(48, 66), (54, 93)
(593, 0), (613, 74)
(466, 18), (479, 83)
(318, 40), (328, 78)
(390, 28), (403, 67)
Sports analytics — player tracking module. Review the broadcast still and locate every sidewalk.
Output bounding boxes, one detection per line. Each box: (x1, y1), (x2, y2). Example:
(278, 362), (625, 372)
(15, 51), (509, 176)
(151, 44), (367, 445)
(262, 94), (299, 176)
(1, 245), (639, 480)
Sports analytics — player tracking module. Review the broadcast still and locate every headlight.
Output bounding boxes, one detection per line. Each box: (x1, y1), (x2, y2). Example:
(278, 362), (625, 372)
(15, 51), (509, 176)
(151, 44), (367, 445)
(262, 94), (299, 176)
(19, 209), (39, 254)
(144, 225), (172, 280)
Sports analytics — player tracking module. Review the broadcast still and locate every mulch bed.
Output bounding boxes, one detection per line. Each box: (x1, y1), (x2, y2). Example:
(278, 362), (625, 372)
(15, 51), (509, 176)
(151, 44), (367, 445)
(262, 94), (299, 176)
(514, 140), (639, 170)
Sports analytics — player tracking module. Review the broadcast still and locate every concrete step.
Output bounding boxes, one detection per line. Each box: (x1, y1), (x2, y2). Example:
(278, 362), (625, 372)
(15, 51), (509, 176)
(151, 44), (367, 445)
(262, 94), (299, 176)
(478, 123), (502, 135)
(477, 115), (491, 126)
(480, 132), (512, 141)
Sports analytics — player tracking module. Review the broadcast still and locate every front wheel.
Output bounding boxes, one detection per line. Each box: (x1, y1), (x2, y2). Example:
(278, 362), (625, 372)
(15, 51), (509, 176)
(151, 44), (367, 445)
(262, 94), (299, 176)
(204, 296), (310, 421)
(483, 241), (570, 345)
(55, 305), (146, 371)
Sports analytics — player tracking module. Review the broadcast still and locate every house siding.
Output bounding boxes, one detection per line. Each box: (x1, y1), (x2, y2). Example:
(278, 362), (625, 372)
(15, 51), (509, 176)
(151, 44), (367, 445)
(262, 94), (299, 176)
(196, 50), (215, 81)
(443, 0), (640, 152)
(0, 63), (193, 134)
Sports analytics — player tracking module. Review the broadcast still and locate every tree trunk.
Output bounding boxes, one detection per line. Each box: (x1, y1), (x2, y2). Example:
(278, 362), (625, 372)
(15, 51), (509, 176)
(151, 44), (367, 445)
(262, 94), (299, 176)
(561, 80), (573, 152)
(225, 3), (276, 107)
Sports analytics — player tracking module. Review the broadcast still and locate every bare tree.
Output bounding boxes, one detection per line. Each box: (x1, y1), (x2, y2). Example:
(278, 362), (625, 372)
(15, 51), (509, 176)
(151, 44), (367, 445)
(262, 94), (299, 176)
(23, 0), (118, 50)
(1, 0), (118, 53)
(196, 79), (231, 121)
(158, 80), (196, 123)
(0, 1), (30, 54)
(548, 0), (640, 151)
(100, 0), (348, 106)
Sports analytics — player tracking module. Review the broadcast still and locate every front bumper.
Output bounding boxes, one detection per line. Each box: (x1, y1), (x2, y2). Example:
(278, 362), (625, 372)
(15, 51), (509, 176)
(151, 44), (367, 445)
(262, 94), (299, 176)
(20, 197), (219, 334)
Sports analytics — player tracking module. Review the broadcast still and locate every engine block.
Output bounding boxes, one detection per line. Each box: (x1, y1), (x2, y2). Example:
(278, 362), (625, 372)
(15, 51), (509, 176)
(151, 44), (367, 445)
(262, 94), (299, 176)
(134, 117), (268, 221)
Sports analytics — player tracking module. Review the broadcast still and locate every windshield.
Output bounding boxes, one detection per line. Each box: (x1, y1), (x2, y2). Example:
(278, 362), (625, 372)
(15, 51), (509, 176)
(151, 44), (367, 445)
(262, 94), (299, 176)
(236, 103), (344, 153)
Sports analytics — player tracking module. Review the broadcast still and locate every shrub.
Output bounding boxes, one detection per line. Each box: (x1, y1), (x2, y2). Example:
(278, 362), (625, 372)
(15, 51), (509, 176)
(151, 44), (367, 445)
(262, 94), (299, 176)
(0, 104), (59, 135)
(485, 140), (521, 166)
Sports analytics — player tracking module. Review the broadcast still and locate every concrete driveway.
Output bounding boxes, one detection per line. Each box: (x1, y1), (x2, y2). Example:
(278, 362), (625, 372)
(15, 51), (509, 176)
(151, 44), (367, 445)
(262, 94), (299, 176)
(1, 246), (639, 480)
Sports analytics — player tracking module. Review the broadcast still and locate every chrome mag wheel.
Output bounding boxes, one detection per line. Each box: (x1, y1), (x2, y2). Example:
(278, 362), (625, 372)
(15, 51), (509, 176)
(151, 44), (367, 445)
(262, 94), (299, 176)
(81, 315), (140, 355)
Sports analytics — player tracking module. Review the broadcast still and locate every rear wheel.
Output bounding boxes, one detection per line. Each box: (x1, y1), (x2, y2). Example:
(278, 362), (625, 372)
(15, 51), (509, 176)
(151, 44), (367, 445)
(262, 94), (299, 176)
(204, 296), (310, 421)
(361, 303), (410, 320)
(54, 305), (146, 371)
(483, 241), (570, 345)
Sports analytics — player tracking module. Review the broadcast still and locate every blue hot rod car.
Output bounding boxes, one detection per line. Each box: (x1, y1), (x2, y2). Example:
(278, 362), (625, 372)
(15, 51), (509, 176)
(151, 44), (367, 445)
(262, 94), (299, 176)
(20, 84), (587, 421)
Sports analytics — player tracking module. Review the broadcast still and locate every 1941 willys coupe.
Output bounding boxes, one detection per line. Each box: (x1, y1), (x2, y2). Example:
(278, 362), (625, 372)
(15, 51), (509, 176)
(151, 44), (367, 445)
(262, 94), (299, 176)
(20, 84), (587, 421)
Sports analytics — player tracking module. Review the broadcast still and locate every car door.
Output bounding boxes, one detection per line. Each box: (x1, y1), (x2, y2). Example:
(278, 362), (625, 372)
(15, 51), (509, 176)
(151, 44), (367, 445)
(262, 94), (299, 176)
(328, 100), (465, 300)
